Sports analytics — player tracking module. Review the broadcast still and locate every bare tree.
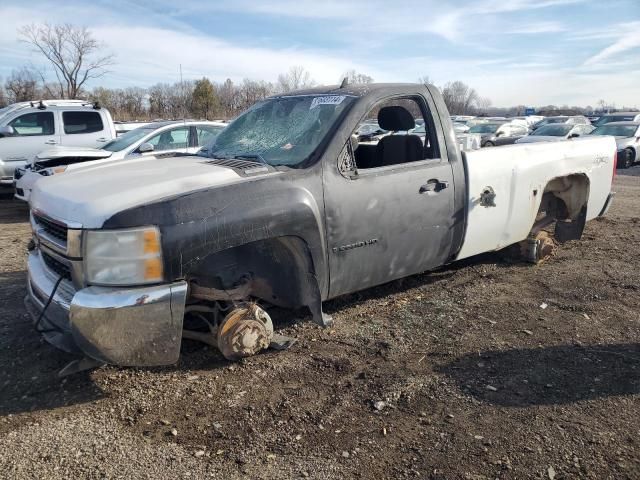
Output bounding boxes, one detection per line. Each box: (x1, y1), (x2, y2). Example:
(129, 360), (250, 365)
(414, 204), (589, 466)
(5, 67), (41, 102)
(19, 23), (114, 99)
(276, 66), (315, 93)
(236, 79), (273, 112)
(0, 81), (7, 108)
(417, 76), (432, 86)
(441, 81), (478, 115)
(342, 70), (373, 85)
(121, 87), (147, 119)
(475, 96), (492, 114)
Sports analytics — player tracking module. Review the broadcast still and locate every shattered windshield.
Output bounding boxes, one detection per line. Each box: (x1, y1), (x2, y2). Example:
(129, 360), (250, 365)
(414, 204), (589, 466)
(203, 94), (356, 167)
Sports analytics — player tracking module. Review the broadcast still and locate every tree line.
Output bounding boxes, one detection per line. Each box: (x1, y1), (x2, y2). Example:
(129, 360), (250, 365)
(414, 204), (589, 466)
(1, 23), (627, 121)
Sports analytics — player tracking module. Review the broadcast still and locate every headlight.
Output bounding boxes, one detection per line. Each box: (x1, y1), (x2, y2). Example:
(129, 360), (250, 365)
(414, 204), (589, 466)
(42, 166), (67, 176)
(84, 227), (163, 285)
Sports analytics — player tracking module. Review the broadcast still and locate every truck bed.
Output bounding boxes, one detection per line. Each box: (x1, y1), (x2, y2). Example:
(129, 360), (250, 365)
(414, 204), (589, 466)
(456, 136), (616, 260)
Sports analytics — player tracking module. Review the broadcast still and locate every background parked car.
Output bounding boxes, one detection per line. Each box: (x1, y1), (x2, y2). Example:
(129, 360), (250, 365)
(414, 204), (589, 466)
(355, 121), (388, 142)
(453, 122), (470, 133)
(531, 115), (590, 131)
(516, 123), (595, 144)
(590, 121), (640, 168)
(592, 112), (640, 128)
(114, 120), (151, 136)
(0, 99), (116, 190)
(14, 120), (226, 202)
(513, 115), (544, 127)
(469, 121), (529, 147)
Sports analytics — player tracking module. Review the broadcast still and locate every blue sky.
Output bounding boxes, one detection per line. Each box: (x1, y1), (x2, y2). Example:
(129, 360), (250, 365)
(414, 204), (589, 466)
(1, 0), (639, 107)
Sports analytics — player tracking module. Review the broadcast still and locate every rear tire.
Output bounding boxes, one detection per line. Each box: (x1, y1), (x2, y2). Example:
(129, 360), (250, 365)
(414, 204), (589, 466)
(483, 141), (494, 148)
(622, 148), (635, 169)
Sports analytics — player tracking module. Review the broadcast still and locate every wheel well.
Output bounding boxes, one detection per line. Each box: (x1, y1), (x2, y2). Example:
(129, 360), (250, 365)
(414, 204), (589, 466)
(188, 236), (319, 309)
(541, 174), (590, 221)
(531, 174), (589, 243)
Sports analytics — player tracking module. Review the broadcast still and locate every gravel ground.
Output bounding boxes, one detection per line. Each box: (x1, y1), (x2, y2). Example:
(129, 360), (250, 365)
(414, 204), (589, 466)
(0, 169), (639, 479)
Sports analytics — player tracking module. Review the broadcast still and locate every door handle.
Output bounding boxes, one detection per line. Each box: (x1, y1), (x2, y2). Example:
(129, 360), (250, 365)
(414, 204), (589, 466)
(419, 179), (449, 194)
(44, 139), (58, 145)
(96, 137), (108, 142)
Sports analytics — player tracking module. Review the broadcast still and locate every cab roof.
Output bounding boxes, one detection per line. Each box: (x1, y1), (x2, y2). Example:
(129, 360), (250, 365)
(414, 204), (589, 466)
(271, 83), (426, 99)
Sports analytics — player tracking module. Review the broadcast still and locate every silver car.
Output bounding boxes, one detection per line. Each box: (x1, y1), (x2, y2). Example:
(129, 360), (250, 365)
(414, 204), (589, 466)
(592, 112), (640, 128)
(14, 120), (226, 202)
(590, 121), (640, 169)
(516, 123), (595, 144)
(531, 115), (590, 131)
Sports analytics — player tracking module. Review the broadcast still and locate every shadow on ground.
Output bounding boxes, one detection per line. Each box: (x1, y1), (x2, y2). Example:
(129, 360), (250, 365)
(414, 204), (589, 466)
(0, 270), (105, 417)
(617, 164), (640, 177)
(438, 343), (640, 407)
(0, 195), (30, 224)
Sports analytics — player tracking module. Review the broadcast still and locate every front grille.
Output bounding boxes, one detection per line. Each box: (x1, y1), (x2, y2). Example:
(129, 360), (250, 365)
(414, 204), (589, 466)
(41, 251), (72, 281)
(34, 213), (68, 243)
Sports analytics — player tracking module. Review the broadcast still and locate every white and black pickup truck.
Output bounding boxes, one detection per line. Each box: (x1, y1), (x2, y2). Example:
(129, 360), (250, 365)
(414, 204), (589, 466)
(25, 83), (616, 369)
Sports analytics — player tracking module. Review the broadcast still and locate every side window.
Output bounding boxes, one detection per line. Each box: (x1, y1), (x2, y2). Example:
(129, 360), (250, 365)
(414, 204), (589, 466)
(62, 111), (104, 134)
(196, 125), (223, 146)
(146, 127), (189, 152)
(351, 97), (439, 170)
(8, 112), (55, 136)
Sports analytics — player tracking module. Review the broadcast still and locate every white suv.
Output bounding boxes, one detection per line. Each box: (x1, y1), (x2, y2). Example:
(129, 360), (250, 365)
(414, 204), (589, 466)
(0, 100), (116, 189)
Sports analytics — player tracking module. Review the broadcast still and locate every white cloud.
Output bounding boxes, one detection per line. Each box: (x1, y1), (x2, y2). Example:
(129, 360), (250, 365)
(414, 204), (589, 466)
(584, 22), (640, 66)
(0, 0), (638, 107)
(504, 21), (566, 34)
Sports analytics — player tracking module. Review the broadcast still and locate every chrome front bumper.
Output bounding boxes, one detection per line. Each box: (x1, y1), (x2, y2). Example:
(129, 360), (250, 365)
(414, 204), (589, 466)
(26, 250), (188, 366)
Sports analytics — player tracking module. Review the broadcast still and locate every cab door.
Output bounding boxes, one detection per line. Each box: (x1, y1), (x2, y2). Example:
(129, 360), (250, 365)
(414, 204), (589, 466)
(60, 110), (111, 147)
(1, 111), (60, 165)
(322, 96), (456, 298)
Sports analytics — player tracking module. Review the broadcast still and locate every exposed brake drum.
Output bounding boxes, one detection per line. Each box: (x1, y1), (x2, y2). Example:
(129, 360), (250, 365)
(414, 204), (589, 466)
(217, 304), (274, 361)
(520, 230), (558, 264)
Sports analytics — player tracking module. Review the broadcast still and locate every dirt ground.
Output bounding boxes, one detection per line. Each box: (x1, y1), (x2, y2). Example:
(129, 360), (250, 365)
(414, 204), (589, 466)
(0, 170), (639, 480)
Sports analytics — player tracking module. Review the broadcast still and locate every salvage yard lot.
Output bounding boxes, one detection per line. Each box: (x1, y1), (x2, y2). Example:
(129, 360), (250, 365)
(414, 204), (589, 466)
(0, 173), (639, 479)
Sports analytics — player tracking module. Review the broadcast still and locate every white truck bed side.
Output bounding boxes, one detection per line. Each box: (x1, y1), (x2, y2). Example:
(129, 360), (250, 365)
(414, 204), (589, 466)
(456, 137), (616, 260)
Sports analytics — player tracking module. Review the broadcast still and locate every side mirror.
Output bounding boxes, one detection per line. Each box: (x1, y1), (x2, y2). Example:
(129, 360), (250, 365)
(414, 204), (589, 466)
(349, 134), (359, 154)
(138, 142), (154, 153)
(569, 133), (579, 139)
(0, 126), (15, 137)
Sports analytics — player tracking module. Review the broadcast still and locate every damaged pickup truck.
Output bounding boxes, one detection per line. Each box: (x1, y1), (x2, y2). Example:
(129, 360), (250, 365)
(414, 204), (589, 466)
(25, 83), (617, 369)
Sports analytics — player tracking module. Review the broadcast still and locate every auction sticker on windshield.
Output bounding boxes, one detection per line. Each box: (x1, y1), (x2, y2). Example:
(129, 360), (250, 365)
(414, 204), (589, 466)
(310, 95), (346, 109)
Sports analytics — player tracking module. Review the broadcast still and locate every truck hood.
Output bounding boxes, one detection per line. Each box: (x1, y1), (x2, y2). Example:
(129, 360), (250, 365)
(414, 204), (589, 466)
(516, 136), (564, 144)
(30, 155), (247, 228)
